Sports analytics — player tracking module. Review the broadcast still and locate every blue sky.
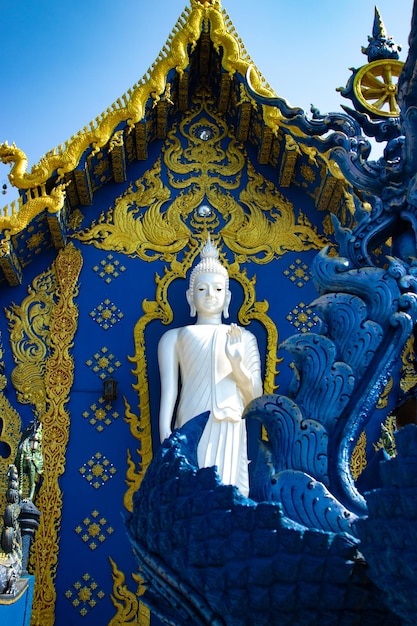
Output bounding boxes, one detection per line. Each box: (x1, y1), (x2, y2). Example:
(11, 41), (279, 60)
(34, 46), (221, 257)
(0, 0), (414, 200)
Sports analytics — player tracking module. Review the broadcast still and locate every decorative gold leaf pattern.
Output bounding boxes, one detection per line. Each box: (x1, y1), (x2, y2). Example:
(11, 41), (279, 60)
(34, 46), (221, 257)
(5, 268), (56, 415)
(75, 91), (328, 265)
(108, 557), (148, 626)
(351, 430), (367, 480)
(30, 242), (82, 626)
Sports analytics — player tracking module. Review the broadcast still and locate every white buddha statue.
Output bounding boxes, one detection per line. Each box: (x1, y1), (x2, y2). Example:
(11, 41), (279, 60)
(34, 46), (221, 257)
(158, 238), (263, 497)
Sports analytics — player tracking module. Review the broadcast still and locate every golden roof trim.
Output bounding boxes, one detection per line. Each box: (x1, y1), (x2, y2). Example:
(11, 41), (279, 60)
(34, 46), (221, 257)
(0, 0), (275, 191)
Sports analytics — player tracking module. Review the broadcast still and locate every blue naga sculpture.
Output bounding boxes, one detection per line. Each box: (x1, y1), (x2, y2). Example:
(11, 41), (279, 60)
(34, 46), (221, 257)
(126, 6), (417, 625)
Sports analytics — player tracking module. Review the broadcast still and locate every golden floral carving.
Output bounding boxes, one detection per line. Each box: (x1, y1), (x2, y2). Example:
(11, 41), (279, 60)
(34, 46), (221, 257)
(108, 557), (149, 626)
(400, 334), (417, 394)
(164, 101), (244, 190)
(350, 430), (367, 480)
(76, 92), (327, 267)
(376, 376), (393, 409)
(221, 162), (327, 262)
(76, 159), (191, 260)
(2, 268), (58, 516)
(5, 268), (57, 416)
(30, 242), (82, 626)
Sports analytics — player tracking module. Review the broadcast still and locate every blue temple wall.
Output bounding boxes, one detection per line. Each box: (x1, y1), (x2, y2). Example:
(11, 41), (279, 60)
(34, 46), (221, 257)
(0, 93), (403, 625)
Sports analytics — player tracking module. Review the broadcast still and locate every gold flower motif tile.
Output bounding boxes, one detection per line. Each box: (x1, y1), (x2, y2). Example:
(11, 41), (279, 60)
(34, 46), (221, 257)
(85, 347), (121, 380)
(92, 254), (126, 283)
(89, 299), (124, 330)
(286, 301), (320, 333)
(64, 572), (105, 616)
(79, 452), (117, 489)
(82, 397), (119, 433)
(283, 258), (312, 288)
(75, 509), (114, 551)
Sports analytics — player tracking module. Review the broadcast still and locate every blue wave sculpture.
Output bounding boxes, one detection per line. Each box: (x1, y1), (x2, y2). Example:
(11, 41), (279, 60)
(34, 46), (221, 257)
(126, 413), (399, 625)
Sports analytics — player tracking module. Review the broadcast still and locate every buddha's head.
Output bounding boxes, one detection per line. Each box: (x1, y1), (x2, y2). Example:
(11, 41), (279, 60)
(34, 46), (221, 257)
(187, 237), (231, 319)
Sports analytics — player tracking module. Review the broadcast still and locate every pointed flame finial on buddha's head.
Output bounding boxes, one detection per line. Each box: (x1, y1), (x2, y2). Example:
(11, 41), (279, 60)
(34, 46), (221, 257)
(189, 235), (229, 294)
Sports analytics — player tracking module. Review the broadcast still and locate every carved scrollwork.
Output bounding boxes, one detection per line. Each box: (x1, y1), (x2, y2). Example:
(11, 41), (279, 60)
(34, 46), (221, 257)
(108, 557), (149, 626)
(5, 268), (57, 416)
(29, 243), (82, 626)
(76, 91), (328, 267)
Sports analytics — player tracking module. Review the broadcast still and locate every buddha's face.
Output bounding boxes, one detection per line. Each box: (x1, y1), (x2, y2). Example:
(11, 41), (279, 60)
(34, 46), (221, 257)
(187, 272), (231, 319)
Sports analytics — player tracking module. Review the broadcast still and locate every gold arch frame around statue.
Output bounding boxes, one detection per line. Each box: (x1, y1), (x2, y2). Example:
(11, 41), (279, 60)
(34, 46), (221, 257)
(110, 229), (280, 625)
(125, 228), (280, 509)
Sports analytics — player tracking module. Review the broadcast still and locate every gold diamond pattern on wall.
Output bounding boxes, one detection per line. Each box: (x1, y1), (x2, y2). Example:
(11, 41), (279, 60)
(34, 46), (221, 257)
(89, 299), (124, 330)
(92, 254), (126, 283)
(86, 347), (121, 380)
(82, 398), (119, 432)
(283, 259), (312, 288)
(64, 572), (105, 617)
(286, 302), (320, 333)
(79, 452), (117, 489)
(75, 510), (114, 550)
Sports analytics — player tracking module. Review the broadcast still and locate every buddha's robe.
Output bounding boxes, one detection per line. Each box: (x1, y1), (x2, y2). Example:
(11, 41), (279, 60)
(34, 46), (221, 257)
(175, 324), (262, 497)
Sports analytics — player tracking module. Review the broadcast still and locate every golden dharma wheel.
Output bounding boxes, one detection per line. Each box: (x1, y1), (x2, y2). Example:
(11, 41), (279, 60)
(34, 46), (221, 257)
(353, 59), (404, 117)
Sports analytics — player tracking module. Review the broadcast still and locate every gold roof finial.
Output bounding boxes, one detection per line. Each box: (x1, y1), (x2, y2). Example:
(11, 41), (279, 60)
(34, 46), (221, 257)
(191, 0), (221, 8)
